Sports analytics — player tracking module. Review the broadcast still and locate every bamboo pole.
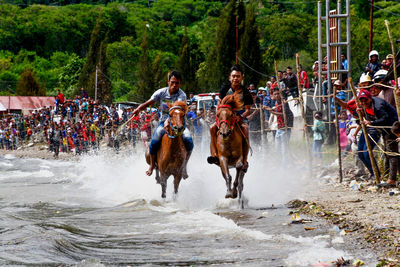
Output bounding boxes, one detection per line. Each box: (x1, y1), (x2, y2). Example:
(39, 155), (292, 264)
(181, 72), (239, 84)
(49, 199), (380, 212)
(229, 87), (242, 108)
(259, 103), (265, 146)
(296, 54), (313, 176)
(274, 61), (289, 144)
(384, 20), (400, 119)
(332, 84), (344, 183)
(348, 78), (380, 184)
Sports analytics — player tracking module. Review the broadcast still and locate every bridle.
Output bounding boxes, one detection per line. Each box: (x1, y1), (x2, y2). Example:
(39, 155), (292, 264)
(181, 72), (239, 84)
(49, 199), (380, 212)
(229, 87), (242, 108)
(216, 104), (236, 131)
(167, 106), (186, 138)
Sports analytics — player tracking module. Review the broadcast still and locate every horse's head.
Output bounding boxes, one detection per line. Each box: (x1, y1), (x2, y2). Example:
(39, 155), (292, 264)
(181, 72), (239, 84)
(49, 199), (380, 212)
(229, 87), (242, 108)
(168, 101), (187, 136)
(216, 105), (235, 139)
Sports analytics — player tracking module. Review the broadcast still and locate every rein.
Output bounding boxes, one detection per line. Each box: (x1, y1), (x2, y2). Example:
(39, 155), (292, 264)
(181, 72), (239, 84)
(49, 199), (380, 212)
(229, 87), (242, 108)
(216, 105), (236, 131)
(167, 105), (186, 139)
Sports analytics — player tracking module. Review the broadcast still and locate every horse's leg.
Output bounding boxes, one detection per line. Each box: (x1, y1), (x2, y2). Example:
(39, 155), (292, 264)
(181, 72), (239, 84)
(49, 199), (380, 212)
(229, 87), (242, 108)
(160, 174), (167, 198)
(232, 168), (241, 199)
(238, 170), (245, 209)
(220, 157), (233, 198)
(155, 168), (160, 184)
(173, 174), (182, 201)
(232, 155), (244, 199)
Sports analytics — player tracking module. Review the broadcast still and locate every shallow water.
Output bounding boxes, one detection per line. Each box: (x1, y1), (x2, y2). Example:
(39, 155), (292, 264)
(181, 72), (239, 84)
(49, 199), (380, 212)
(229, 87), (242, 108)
(0, 148), (377, 266)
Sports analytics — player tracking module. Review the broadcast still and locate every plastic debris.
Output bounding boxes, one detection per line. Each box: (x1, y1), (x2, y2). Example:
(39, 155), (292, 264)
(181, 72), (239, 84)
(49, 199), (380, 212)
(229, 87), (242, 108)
(290, 213), (301, 221)
(332, 226), (340, 233)
(304, 227), (315, 231)
(352, 259), (364, 266)
(290, 213), (312, 224)
(366, 186), (377, 192)
(350, 180), (363, 190)
(339, 229), (347, 236)
(389, 189), (400, 196)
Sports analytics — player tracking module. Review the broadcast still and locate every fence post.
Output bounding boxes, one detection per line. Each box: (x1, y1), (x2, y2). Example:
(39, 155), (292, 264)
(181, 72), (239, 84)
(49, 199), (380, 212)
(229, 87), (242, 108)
(296, 54), (313, 177)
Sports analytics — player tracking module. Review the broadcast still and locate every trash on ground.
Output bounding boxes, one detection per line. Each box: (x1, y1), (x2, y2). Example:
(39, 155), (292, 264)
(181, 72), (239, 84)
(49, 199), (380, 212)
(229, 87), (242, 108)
(366, 186), (377, 192)
(352, 259), (364, 266)
(304, 227), (315, 231)
(349, 180), (363, 190)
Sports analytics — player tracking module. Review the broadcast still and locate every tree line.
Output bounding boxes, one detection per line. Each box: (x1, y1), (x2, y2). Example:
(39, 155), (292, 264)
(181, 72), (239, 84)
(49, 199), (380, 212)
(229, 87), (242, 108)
(0, 0), (400, 103)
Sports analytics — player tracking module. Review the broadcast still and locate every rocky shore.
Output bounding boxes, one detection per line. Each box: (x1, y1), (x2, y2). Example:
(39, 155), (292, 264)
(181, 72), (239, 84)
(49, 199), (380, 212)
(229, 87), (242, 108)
(292, 156), (400, 266)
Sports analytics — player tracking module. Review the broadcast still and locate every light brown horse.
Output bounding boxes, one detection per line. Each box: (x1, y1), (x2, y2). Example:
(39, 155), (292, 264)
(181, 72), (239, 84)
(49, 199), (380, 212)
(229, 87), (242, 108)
(146, 101), (188, 198)
(214, 94), (247, 208)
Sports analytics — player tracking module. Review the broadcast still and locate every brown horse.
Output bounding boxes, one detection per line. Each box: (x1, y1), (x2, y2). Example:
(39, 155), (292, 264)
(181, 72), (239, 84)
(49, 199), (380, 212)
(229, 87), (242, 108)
(146, 101), (188, 198)
(214, 94), (247, 208)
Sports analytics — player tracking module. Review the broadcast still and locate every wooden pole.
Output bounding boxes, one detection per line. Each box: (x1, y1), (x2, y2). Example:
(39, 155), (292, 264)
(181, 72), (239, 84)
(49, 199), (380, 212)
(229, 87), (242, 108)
(296, 54), (313, 176)
(333, 84), (344, 183)
(348, 78), (380, 184)
(260, 103), (265, 146)
(369, 0), (374, 52)
(274, 61), (289, 143)
(384, 20), (400, 119)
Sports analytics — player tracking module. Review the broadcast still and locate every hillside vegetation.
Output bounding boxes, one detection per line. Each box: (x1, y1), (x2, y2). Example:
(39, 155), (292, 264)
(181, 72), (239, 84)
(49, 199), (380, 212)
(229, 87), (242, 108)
(0, 0), (399, 102)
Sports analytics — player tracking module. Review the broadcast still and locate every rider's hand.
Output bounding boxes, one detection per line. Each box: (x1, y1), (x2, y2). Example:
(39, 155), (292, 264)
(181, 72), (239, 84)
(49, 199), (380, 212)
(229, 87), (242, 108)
(237, 114), (244, 124)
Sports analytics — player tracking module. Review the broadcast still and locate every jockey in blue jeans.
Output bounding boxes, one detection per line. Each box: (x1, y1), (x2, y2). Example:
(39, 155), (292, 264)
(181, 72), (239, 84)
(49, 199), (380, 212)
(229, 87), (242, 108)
(131, 70), (194, 177)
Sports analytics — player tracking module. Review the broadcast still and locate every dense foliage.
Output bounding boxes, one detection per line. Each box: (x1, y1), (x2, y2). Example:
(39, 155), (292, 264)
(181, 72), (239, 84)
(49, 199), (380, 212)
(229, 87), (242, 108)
(0, 0), (399, 101)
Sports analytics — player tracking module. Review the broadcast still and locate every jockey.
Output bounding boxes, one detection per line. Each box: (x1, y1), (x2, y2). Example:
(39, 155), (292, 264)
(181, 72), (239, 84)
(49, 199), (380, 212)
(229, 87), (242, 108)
(207, 65), (254, 170)
(131, 70), (194, 176)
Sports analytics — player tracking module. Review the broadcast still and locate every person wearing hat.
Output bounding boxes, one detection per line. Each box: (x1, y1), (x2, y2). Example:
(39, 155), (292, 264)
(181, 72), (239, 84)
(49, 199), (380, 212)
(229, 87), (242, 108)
(386, 54), (394, 68)
(330, 80), (346, 120)
(210, 93), (218, 106)
(372, 69), (395, 107)
(365, 50), (381, 77)
(357, 89), (398, 183)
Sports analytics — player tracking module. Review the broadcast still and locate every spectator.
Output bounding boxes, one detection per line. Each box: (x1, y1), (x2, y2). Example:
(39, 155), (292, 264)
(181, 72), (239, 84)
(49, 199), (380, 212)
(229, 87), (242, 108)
(312, 111), (325, 159)
(282, 66), (298, 99)
(357, 89), (398, 181)
(297, 64), (309, 89)
(365, 50), (381, 78)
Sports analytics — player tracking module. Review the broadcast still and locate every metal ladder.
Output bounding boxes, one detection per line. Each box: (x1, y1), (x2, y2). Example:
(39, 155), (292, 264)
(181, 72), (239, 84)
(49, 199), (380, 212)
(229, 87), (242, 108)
(317, 0), (351, 142)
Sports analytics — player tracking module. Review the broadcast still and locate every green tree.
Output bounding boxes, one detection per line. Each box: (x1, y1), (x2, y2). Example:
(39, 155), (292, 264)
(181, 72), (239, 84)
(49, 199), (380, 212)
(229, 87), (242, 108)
(77, 9), (111, 103)
(239, 0), (262, 86)
(59, 53), (85, 98)
(153, 52), (167, 90)
(16, 69), (45, 96)
(354, 0), (370, 19)
(200, 0), (244, 90)
(135, 32), (154, 102)
(177, 27), (195, 92)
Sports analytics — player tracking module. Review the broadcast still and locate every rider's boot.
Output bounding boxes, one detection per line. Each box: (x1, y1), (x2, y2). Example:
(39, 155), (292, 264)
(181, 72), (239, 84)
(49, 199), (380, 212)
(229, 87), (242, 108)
(207, 123), (220, 165)
(182, 150), (192, 179)
(241, 123), (249, 172)
(146, 154), (156, 176)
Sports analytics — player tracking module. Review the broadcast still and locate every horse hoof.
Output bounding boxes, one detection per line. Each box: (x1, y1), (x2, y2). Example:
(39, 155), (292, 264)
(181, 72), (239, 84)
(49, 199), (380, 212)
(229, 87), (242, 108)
(207, 156), (220, 165)
(225, 192), (233, 198)
(232, 189), (238, 199)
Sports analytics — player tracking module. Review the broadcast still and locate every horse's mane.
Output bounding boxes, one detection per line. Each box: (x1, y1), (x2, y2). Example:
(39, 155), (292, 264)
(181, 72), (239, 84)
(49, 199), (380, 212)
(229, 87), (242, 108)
(220, 93), (243, 112)
(170, 101), (188, 113)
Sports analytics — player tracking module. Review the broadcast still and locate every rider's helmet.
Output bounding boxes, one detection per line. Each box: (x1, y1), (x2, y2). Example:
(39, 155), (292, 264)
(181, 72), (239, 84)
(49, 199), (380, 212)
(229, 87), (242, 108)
(369, 50), (379, 60)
